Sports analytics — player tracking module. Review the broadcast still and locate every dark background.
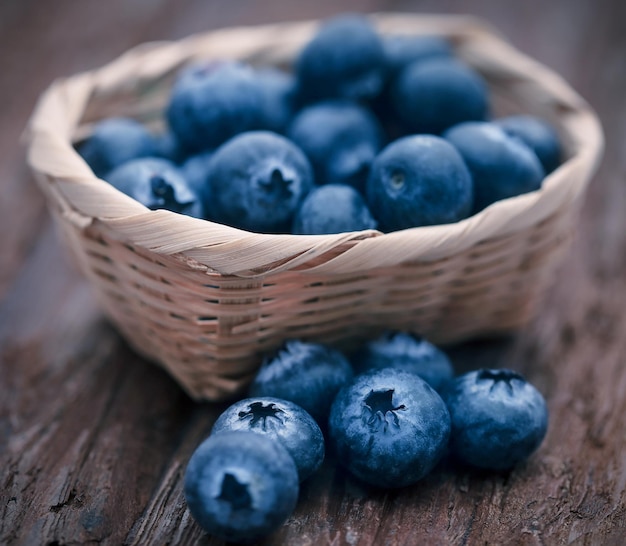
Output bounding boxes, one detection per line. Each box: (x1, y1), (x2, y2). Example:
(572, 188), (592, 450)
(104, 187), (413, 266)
(1, 0), (625, 544)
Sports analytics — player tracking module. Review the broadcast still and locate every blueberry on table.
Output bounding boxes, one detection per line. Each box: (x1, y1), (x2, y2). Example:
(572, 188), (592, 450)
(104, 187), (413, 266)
(211, 397), (325, 481)
(495, 114), (562, 174)
(287, 100), (384, 192)
(106, 157), (203, 218)
(295, 14), (386, 103)
(391, 58), (489, 135)
(354, 331), (453, 392)
(444, 121), (545, 213)
(184, 431), (299, 543)
(329, 368), (451, 488)
(249, 340), (354, 424)
(77, 117), (157, 178)
(204, 131), (314, 233)
(443, 368), (549, 470)
(366, 134), (473, 231)
(166, 61), (263, 153)
(293, 184), (377, 235)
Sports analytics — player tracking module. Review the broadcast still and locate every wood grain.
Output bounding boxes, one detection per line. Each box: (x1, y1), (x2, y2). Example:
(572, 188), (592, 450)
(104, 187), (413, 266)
(1, 0), (625, 544)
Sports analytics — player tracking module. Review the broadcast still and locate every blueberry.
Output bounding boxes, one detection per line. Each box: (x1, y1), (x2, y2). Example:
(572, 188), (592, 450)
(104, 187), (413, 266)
(444, 121), (545, 212)
(443, 368), (549, 470)
(211, 397), (324, 481)
(205, 131), (314, 233)
(249, 340), (354, 424)
(373, 35), (453, 128)
(366, 134), (473, 231)
(167, 61), (263, 153)
(181, 150), (213, 206)
(354, 331), (453, 392)
(495, 115), (562, 174)
(296, 14), (385, 103)
(152, 130), (189, 164)
(292, 184), (377, 235)
(184, 430), (299, 543)
(106, 157), (203, 218)
(391, 58), (489, 135)
(329, 368), (451, 488)
(254, 68), (297, 134)
(77, 117), (157, 178)
(287, 100), (384, 192)
(382, 34), (452, 78)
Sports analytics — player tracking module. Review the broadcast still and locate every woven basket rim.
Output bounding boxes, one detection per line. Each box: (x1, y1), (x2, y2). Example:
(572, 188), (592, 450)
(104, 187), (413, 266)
(25, 12), (604, 279)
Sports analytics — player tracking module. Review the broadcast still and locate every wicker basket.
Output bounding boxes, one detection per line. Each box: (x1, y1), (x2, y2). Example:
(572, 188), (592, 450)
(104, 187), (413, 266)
(26, 13), (603, 401)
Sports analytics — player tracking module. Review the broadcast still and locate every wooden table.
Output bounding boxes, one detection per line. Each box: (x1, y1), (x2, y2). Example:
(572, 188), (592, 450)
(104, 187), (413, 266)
(1, 0), (624, 544)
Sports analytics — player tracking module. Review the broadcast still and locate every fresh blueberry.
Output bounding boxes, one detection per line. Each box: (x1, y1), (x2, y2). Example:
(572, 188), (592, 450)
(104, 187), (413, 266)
(77, 117), (157, 178)
(184, 430), (299, 543)
(254, 67), (297, 134)
(366, 134), (473, 231)
(292, 184), (377, 235)
(353, 331), (453, 392)
(495, 115), (562, 174)
(106, 157), (203, 218)
(205, 131), (314, 233)
(391, 58), (489, 135)
(443, 368), (549, 470)
(295, 14), (385, 103)
(382, 34), (452, 78)
(287, 100), (384, 192)
(167, 61), (263, 153)
(444, 121), (545, 212)
(181, 150), (213, 207)
(249, 340), (354, 425)
(329, 368), (451, 488)
(211, 397), (324, 481)
(152, 130), (189, 164)
(373, 35), (453, 129)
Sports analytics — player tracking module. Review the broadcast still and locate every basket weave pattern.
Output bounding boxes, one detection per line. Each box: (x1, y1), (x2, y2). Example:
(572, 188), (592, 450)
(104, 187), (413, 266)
(27, 14), (603, 400)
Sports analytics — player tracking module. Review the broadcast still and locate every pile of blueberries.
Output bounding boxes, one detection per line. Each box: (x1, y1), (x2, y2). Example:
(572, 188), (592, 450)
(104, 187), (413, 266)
(78, 13), (561, 235)
(185, 334), (549, 543)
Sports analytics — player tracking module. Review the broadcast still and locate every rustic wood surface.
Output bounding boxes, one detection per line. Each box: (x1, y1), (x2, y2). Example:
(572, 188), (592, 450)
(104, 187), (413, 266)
(1, 0), (624, 544)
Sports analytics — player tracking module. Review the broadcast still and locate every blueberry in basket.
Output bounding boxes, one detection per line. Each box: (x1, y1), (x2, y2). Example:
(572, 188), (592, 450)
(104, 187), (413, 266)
(204, 131), (314, 233)
(255, 67), (298, 134)
(390, 57), (489, 135)
(495, 114), (562, 174)
(211, 397), (325, 481)
(152, 129), (189, 164)
(184, 430), (299, 543)
(167, 61), (263, 153)
(353, 331), (454, 392)
(443, 368), (549, 470)
(328, 368), (451, 488)
(293, 184), (378, 235)
(77, 117), (157, 178)
(295, 13), (386, 103)
(373, 34), (454, 127)
(382, 34), (453, 78)
(249, 340), (354, 425)
(366, 134), (474, 231)
(180, 150), (213, 198)
(444, 121), (545, 213)
(106, 157), (203, 218)
(287, 100), (384, 192)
